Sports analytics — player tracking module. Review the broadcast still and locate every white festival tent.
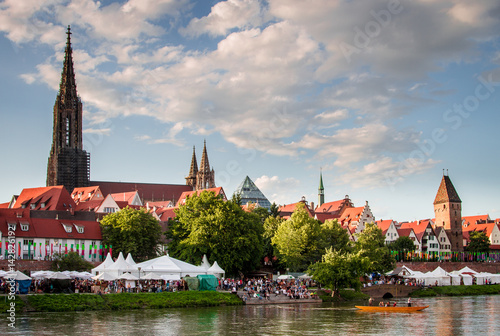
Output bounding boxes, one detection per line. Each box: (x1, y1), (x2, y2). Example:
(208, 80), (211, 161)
(141, 272), (165, 280)
(126, 253), (137, 266)
(473, 272), (500, 285)
(92, 253), (115, 275)
(48, 272), (71, 280)
(91, 272), (117, 281)
(207, 261), (225, 278)
(104, 252), (138, 277)
(200, 255), (211, 270)
(135, 254), (208, 278)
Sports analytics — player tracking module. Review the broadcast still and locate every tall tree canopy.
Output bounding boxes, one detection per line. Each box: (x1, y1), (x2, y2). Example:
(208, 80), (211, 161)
(387, 236), (416, 252)
(354, 223), (395, 274)
(320, 219), (352, 253)
(167, 191), (264, 276)
(100, 207), (162, 261)
(467, 231), (490, 253)
(308, 248), (369, 297)
(271, 203), (322, 271)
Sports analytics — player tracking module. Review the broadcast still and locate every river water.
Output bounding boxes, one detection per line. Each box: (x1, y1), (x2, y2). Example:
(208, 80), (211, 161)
(4, 295), (499, 336)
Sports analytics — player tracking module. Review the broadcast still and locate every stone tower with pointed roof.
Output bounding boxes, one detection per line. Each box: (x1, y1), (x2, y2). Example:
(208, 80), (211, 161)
(318, 170), (325, 207)
(433, 172), (463, 252)
(47, 26), (90, 193)
(185, 141), (215, 191)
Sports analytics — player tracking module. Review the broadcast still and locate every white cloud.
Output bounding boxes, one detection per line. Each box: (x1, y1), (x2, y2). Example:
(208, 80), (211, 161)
(181, 0), (265, 37)
(255, 175), (301, 205)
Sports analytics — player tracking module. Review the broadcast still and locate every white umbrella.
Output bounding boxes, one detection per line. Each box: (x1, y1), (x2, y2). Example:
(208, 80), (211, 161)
(75, 271), (94, 279)
(4, 271), (32, 280)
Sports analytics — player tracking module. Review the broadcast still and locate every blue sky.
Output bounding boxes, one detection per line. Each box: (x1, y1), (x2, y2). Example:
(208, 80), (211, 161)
(0, 0), (499, 222)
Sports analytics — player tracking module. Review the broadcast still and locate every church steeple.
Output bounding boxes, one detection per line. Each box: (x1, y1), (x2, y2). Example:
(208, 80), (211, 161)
(47, 26), (90, 192)
(185, 146), (198, 189)
(196, 140), (216, 190)
(318, 169), (324, 207)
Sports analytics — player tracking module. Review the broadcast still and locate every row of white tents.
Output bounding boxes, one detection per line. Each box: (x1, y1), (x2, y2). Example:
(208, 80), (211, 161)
(388, 265), (500, 286)
(91, 252), (226, 282)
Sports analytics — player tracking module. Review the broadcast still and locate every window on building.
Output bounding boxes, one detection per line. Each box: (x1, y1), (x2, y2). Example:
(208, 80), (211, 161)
(75, 225), (84, 234)
(104, 207), (115, 213)
(62, 224), (72, 233)
(20, 223), (29, 231)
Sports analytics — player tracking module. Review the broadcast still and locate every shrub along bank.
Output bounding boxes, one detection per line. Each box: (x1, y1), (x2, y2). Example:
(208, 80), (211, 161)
(410, 284), (500, 297)
(6, 291), (243, 313)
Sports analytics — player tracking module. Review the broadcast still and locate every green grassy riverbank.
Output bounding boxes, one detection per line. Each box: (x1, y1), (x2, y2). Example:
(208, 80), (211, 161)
(410, 284), (500, 297)
(2, 291), (243, 313)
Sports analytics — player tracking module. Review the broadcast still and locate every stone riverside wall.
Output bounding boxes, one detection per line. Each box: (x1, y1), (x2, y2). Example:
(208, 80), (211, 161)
(0, 260), (100, 273)
(396, 262), (500, 274)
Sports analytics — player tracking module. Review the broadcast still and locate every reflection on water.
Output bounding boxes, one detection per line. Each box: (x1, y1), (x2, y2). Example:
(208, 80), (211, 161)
(3, 296), (499, 336)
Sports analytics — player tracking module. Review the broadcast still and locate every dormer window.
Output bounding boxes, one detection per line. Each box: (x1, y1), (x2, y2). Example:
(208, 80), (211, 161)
(41, 202), (46, 208)
(74, 224), (84, 234)
(30, 203), (36, 209)
(7, 222), (16, 231)
(62, 223), (72, 233)
(20, 223), (29, 231)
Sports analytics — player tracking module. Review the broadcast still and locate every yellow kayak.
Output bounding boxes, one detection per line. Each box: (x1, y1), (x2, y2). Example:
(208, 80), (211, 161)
(355, 305), (429, 312)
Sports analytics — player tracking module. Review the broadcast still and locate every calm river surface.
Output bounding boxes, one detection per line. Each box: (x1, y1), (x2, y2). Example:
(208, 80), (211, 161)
(4, 295), (499, 336)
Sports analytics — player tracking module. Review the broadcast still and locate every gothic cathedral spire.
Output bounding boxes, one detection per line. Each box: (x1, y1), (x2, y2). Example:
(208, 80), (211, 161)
(196, 140), (216, 190)
(185, 146), (198, 189)
(47, 26), (90, 192)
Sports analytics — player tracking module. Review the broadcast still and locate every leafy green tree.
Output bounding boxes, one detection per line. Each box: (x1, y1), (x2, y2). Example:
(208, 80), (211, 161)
(270, 202), (280, 218)
(252, 206), (270, 223)
(100, 207), (162, 261)
(262, 215), (283, 264)
(467, 231), (490, 253)
(308, 248), (369, 297)
(167, 191), (264, 276)
(320, 219), (352, 253)
(354, 223), (395, 274)
(387, 236), (416, 252)
(271, 203), (322, 271)
(51, 252), (94, 271)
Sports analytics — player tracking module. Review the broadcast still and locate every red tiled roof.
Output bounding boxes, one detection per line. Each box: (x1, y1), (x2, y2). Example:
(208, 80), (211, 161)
(315, 213), (338, 223)
(110, 191), (139, 204)
(375, 220), (395, 233)
(71, 186), (103, 204)
(91, 181), (193, 203)
(396, 228), (414, 237)
(279, 201), (315, 218)
(75, 199), (103, 212)
(12, 186), (76, 211)
(462, 222), (498, 239)
(156, 207), (178, 221)
(339, 206), (363, 224)
(147, 201), (173, 209)
(0, 202), (9, 208)
(0, 209), (101, 240)
(462, 215), (491, 226)
(399, 220), (434, 242)
(176, 187), (226, 207)
(434, 175), (461, 204)
(316, 200), (344, 213)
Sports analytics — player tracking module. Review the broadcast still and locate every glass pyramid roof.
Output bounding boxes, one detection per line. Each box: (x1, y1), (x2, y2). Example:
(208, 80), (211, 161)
(234, 176), (272, 209)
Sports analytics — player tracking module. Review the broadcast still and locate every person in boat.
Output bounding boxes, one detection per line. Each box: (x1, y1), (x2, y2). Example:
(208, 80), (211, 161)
(393, 302), (397, 307)
(379, 301), (384, 307)
(407, 297), (412, 307)
(368, 297), (374, 306)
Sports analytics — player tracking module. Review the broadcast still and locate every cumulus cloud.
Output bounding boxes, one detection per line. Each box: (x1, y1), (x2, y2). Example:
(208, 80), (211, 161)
(181, 0), (265, 37)
(255, 175), (301, 205)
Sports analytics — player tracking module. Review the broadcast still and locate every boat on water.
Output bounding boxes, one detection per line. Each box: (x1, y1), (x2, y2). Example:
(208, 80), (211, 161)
(355, 305), (429, 312)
